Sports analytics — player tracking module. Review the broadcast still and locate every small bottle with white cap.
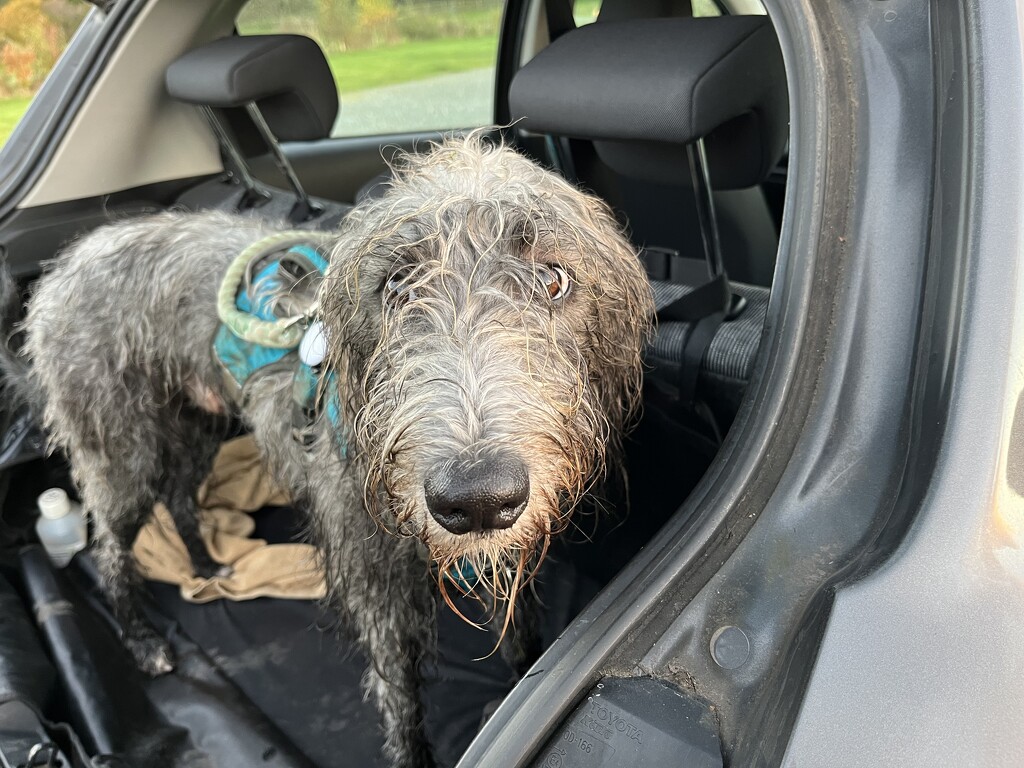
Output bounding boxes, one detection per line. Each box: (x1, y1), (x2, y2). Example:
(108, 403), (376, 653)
(34, 488), (87, 568)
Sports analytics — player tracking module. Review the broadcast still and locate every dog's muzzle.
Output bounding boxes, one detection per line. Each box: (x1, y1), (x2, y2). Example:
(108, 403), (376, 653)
(424, 456), (530, 535)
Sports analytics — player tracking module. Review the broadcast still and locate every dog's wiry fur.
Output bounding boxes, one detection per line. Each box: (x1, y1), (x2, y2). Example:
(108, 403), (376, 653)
(1, 136), (653, 767)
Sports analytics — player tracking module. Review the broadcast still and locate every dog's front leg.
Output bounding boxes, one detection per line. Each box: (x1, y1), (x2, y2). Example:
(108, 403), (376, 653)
(360, 597), (435, 767)
(335, 534), (436, 768)
(303, 454), (435, 768)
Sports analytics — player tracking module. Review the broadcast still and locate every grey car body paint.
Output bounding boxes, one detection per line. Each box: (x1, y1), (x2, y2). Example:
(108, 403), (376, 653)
(782, 0), (1024, 765)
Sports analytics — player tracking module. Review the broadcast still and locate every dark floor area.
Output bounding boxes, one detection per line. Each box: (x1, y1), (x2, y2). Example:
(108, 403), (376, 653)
(11, 519), (604, 768)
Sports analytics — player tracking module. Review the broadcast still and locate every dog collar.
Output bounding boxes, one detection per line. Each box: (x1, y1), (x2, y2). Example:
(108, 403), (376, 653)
(439, 558), (482, 592)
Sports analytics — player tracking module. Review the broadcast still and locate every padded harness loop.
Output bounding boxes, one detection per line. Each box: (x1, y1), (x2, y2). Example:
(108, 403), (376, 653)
(214, 237), (343, 447)
(217, 231), (333, 349)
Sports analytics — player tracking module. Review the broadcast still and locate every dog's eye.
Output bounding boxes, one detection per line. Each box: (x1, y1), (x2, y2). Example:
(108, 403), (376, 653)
(384, 268), (417, 306)
(538, 265), (571, 301)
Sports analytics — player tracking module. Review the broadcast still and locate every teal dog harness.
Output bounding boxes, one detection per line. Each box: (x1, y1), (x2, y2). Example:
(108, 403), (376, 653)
(213, 232), (341, 441)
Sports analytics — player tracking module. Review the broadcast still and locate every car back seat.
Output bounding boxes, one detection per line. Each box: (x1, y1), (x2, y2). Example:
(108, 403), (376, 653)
(510, 14), (787, 434)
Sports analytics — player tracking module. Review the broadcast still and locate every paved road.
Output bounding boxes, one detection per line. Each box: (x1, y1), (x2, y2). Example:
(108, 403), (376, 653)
(333, 67), (495, 137)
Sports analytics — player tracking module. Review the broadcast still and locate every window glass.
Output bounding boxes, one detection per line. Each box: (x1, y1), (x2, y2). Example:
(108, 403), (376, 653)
(0, 0), (90, 148)
(573, 0), (723, 26)
(237, 0), (504, 138)
(573, 0), (600, 26)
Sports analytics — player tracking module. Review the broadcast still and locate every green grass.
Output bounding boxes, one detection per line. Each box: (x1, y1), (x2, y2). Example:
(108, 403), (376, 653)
(0, 97), (33, 149)
(327, 36), (497, 94)
(573, 0), (601, 25)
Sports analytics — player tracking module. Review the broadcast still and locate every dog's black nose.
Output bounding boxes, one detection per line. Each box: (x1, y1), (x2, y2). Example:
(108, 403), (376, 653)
(424, 457), (530, 535)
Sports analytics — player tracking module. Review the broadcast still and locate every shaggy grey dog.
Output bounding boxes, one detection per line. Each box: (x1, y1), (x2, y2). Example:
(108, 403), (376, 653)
(0, 136), (653, 767)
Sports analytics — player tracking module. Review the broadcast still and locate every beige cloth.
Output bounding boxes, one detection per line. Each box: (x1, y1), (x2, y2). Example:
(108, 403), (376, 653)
(132, 435), (326, 603)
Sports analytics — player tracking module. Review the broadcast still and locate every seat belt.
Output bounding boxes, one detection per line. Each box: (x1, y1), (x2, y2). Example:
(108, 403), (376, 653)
(542, 1), (579, 182)
(648, 248), (738, 409)
(544, 0), (576, 41)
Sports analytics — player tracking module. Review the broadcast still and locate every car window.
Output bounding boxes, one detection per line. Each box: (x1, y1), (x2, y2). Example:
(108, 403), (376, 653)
(573, 0), (723, 26)
(237, 0), (504, 138)
(0, 0), (91, 149)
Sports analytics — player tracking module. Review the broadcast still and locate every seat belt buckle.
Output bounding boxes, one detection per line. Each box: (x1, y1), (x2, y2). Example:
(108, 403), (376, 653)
(641, 246), (679, 281)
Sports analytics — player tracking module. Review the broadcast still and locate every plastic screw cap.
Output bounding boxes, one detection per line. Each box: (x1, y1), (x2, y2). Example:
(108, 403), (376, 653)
(710, 625), (750, 670)
(38, 488), (72, 520)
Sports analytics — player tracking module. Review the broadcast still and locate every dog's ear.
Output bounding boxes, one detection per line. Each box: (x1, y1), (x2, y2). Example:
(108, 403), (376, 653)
(319, 237), (384, 418)
(525, 182), (653, 456)
(575, 197), (655, 441)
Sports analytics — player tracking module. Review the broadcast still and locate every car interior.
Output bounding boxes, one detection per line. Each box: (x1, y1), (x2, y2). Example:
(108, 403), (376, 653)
(0, 0), (789, 765)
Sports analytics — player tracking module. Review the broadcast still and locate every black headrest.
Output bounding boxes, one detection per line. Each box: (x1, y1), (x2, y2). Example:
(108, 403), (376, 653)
(166, 35), (338, 142)
(509, 17), (788, 189)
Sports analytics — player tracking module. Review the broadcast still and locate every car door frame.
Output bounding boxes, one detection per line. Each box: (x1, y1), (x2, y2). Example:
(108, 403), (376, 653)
(460, 1), (1018, 766)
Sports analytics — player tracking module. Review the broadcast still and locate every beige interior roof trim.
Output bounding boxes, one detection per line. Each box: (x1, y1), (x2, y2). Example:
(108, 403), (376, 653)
(19, 0), (245, 209)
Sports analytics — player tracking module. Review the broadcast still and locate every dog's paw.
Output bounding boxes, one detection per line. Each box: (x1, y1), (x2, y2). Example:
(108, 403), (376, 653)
(126, 634), (175, 676)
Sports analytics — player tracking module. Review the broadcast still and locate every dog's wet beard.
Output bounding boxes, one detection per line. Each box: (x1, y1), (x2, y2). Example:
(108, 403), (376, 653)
(432, 524), (550, 643)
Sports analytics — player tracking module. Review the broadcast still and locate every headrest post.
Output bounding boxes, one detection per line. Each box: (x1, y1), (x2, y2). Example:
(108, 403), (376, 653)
(244, 102), (323, 223)
(685, 138), (724, 279)
(199, 106), (272, 211)
(686, 138), (747, 319)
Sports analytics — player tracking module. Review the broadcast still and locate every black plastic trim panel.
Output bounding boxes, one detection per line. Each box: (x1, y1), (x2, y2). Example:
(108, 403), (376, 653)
(0, 177), (214, 277)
